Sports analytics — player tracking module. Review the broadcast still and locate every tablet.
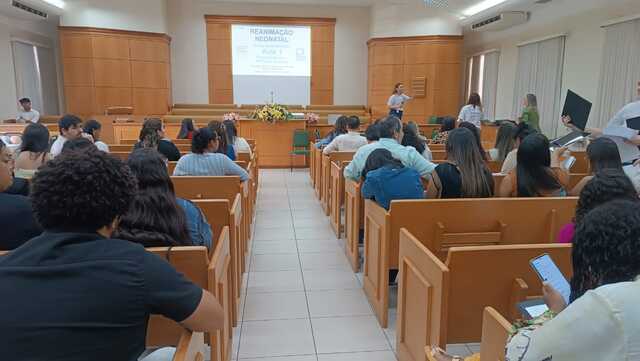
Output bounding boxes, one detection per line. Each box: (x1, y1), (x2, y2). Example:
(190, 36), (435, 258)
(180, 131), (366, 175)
(562, 90), (592, 131)
(530, 253), (571, 304)
(626, 116), (640, 131)
(518, 299), (549, 319)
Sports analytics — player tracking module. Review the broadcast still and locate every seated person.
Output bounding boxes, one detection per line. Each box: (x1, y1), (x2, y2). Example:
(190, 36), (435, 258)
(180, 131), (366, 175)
(570, 137), (640, 195)
(208, 120), (236, 161)
(498, 133), (570, 197)
(501, 122), (536, 174)
(488, 121), (517, 162)
(361, 148), (424, 210)
(315, 116), (348, 148)
(83, 119), (110, 152)
(323, 116), (367, 154)
(134, 118), (181, 161)
(433, 199), (640, 361)
(61, 138), (97, 154)
(426, 128), (494, 199)
(115, 148), (213, 249)
(401, 122), (432, 160)
(173, 127), (249, 181)
(14, 123), (50, 179)
(458, 121), (488, 161)
(431, 117), (455, 144)
(0, 139), (41, 250)
(177, 118), (195, 140)
(558, 169), (638, 243)
(344, 116), (436, 181)
(0, 149), (224, 361)
(223, 120), (252, 157)
(15, 97), (40, 124)
(364, 123), (380, 143)
(50, 114), (83, 157)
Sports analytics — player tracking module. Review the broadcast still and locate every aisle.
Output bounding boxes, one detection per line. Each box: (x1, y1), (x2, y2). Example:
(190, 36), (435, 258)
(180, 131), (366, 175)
(231, 169), (397, 361)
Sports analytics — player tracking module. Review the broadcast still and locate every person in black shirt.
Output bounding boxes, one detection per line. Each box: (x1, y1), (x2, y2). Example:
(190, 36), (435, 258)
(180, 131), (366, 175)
(0, 139), (41, 249)
(0, 148), (224, 361)
(134, 118), (181, 161)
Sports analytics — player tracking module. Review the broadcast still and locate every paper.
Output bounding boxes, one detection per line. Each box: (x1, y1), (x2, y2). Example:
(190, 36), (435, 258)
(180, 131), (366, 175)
(603, 126), (638, 140)
(605, 135), (640, 163)
(531, 254), (571, 304)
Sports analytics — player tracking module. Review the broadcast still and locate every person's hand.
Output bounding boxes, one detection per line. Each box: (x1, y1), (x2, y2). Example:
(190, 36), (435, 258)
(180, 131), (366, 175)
(552, 146), (568, 160)
(543, 283), (567, 314)
(634, 159), (640, 167)
(625, 135), (640, 146)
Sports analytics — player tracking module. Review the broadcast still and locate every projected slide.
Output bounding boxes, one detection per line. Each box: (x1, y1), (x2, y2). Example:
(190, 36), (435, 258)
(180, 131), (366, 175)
(232, 24), (311, 105)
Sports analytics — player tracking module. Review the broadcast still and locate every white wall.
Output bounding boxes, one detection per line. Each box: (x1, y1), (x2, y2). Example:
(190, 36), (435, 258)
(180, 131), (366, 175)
(167, 0), (370, 105)
(0, 14), (60, 119)
(370, 1), (462, 38)
(463, 0), (640, 134)
(60, 0), (168, 34)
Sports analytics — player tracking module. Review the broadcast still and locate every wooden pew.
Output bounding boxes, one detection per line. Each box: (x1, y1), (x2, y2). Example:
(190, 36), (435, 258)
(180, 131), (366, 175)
(363, 197), (577, 327)
(174, 330), (206, 361)
(330, 160), (350, 238)
(147, 226), (232, 361)
(313, 144), (323, 199)
(493, 173), (590, 196)
(321, 151), (355, 216)
(310, 143), (317, 188)
(109, 144), (192, 153)
(424, 307), (512, 361)
(172, 177), (244, 325)
(344, 178), (364, 272)
(398, 229), (572, 356)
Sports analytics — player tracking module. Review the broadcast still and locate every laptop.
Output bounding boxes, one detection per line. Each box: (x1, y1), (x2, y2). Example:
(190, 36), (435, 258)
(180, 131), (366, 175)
(551, 90), (592, 147)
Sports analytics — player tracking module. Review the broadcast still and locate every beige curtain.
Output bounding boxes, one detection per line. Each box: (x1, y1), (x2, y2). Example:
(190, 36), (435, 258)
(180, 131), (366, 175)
(593, 18), (640, 128)
(482, 51), (500, 121)
(466, 55), (482, 99)
(513, 36), (566, 137)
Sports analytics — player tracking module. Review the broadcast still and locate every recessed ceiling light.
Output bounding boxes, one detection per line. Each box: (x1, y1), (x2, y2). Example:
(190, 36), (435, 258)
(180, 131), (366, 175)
(41, 0), (65, 9)
(462, 0), (508, 17)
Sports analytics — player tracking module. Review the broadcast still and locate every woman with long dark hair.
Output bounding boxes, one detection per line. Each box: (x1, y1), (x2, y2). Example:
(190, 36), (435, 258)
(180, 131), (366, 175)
(208, 120), (236, 160)
(115, 148), (212, 248)
(134, 118), (181, 161)
(570, 137), (640, 195)
(315, 116), (349, 149)
(83, 119), (109, 152)
(173, 127), (249, 181)
(177, 118), (195, 140)
(498, 133), (569, 197)
(14, 123), (50, 179)
(500, 122), (536, 174)
(401, 122), (432, 160)
(432, 117), (456, 145)
(458, 121), (488, 161)
(361, 148), (423, 210)
(488, 121), (517, 162)
(457, 92), (483, 128)
(223, 120), (252, 157)
(427, 128), (493, 198)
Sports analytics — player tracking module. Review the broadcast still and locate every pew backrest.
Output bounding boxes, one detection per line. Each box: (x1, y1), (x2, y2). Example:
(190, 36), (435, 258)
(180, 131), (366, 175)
(172, 176), (242, 201)
(173, 330), (206, 361)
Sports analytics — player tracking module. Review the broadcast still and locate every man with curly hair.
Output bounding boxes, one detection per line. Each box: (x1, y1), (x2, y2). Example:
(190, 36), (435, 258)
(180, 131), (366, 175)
(0, 149), (224, 361)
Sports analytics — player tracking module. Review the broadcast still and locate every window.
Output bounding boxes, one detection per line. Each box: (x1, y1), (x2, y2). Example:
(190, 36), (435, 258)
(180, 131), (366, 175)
(465, 51), (499, 120)
(11, 40), (60, 115)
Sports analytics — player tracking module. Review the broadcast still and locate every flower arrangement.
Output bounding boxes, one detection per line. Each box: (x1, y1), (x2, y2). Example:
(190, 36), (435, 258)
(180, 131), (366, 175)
(249, 103), (292, 124)
(305, 113), (320, 125)
(223, 112), (241, 123)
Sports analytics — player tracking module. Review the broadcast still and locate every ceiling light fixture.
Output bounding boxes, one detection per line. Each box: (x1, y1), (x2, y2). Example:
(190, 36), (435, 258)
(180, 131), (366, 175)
(462, 0), (508, 17)
(40, 0), (65, 9)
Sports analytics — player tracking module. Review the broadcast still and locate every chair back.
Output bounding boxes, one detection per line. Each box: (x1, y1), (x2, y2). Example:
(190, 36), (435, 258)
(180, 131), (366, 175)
(293, 130), (310, 148)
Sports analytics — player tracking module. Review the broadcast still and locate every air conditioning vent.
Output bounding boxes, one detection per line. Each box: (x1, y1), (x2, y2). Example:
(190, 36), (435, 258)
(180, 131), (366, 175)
(471, 11), (528, 32)
(11, 0), (48, 19)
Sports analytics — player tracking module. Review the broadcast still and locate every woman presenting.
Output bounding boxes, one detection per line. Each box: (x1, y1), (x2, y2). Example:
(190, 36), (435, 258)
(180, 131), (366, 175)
(388, 83), (411, 120)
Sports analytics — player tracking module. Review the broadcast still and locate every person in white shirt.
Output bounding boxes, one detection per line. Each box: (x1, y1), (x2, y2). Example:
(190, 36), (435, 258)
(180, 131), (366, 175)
(323, 116), (367, 154)
(387, 83), (412, 120)
(82, 119), (110, 153)
(16, 98), (40, 124)
(222, 120), (252, 157)
(50, 115), (83, 158)
(457, 93), (483, 128)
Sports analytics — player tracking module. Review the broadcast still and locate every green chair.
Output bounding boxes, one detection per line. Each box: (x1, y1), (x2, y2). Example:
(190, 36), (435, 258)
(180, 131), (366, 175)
(290, 129), (310, 172)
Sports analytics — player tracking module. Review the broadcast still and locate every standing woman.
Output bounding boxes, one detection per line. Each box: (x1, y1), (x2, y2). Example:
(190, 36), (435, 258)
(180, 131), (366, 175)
(520, 94), (541, 132)
(14, 123), (50, 179)
(177, 118), (195, 140)
(387, 83), (411, 120)
(457, 93), (484, 129)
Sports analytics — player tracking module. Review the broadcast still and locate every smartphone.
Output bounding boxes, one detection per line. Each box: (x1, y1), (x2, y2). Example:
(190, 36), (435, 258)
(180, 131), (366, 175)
(518, 299), (549, 319)
(530, 253), (571, 304)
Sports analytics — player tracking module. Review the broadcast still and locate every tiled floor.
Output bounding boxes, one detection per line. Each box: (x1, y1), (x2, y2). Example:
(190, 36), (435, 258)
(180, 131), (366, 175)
(231, 169), (476, 361)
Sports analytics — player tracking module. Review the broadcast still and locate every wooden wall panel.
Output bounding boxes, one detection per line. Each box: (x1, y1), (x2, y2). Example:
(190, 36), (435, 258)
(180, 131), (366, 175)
(60, 27), (172, 116)
(205, 16), (336, 105)
(367, 36), (463, 121)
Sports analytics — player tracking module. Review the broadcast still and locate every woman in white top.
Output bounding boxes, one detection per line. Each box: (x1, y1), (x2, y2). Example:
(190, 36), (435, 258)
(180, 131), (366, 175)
(83, 119), (110, 153)
(488, 121), (517, 162)
(457, 93), (484, 129)
(223, 120), (252, 157)
(387, 83), (412, 120)
(14, 123), (50, 179)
